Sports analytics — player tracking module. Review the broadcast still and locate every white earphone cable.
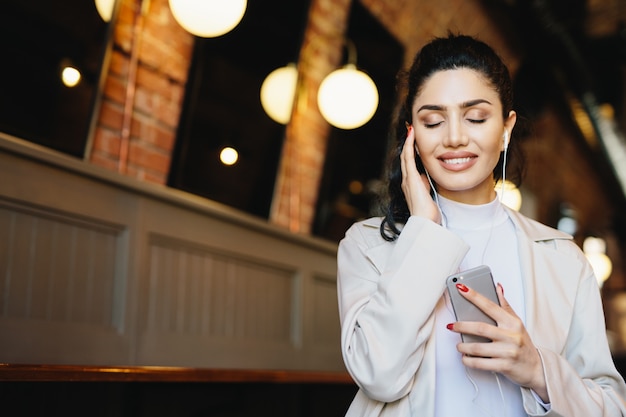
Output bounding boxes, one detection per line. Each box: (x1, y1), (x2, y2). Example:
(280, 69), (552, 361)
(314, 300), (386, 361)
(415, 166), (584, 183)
(424, 169), (446, 228)
(465, 132), (509, 417)
(466, 131), (510, 417)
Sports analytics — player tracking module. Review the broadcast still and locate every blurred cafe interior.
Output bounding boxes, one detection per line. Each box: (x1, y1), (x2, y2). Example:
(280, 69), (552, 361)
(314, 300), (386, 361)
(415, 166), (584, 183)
(1, 0), (626, 415)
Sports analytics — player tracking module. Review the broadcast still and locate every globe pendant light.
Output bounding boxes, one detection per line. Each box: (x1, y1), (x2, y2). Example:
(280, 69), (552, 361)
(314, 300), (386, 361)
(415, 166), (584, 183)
(495, 180), (522, 211)
(317, 64), (378, 129)
(169, 0), (247, 38)
(260, 64), (298, 124)
(583, 236), (613, 285)
(61, 66), (81, 87)
(220, 146), (239, 166)
(95, 0), (115, 22)
(317, 38), (378, 130)
(317, 65), (378, 129)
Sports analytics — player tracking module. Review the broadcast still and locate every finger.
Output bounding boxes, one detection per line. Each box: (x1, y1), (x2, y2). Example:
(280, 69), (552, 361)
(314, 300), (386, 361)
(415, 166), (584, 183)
(450, 284), (519, 326)
(496, 282), (513, 313)
(400, 127), (412, 179)
(402, 127), (427, 191)
(457, 338), (500, 359)
(455, 283), (507, 323)
(401, 127), (415, 177)
(450, 320), (498, 345)
(404, 126), (419, 175)
(455, 283), (524, 338)
(401, 128), (418, 197)
(461, 353), (510, 372)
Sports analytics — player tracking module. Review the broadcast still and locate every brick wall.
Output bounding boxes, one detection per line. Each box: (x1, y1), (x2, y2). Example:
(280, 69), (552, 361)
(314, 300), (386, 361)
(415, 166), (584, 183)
(89, 0), (193, 184)
(269, 0), (354, 233)
(360, 0), (519, 75)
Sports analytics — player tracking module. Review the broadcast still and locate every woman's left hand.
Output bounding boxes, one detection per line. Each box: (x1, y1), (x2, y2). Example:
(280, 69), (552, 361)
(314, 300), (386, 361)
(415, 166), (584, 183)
(447, 283), (549, 402)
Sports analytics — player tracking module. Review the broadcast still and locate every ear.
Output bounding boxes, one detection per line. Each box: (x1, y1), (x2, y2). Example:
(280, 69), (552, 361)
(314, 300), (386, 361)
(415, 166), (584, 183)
(502, 110), (517, 151)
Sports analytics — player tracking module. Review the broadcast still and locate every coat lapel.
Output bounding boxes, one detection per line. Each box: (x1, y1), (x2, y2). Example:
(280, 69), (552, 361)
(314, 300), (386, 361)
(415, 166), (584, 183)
(361, 217), (394, 275)
(507, 208), (582, 353)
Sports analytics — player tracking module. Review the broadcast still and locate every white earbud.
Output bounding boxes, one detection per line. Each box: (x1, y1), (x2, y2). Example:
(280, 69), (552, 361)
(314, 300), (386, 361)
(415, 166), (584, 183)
(500, 130), (509, 204)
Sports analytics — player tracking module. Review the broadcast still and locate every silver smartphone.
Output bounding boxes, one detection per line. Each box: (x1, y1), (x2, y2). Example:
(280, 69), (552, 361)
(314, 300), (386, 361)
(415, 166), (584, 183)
(446, 265), (500, 343)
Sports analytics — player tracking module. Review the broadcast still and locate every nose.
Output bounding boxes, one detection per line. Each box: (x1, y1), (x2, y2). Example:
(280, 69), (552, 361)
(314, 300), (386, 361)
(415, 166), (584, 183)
(444, 118), (468, 148)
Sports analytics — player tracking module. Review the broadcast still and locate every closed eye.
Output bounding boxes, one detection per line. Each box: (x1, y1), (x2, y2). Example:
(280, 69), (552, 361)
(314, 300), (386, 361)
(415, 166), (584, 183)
(424, 121), (443, 128)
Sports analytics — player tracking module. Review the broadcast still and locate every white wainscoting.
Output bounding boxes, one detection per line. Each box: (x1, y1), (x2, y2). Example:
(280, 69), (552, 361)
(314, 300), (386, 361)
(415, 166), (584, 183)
(0, 134), (345, 372)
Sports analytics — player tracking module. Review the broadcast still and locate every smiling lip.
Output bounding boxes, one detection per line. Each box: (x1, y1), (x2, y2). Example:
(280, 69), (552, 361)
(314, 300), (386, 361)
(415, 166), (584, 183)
(438, 152), (477, 171)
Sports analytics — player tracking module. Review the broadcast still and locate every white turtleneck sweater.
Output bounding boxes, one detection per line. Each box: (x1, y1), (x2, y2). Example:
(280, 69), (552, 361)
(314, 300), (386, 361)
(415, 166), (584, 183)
(434, 195), (527, 417)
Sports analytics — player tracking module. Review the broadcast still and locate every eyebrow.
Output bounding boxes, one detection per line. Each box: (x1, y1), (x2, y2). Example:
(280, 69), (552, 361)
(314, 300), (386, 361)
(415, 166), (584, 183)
(416, 99), (492, 113)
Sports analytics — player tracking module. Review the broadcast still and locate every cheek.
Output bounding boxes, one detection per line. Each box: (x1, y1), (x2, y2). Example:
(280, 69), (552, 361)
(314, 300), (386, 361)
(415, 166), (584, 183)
(487, 140), (503, 155)
(484, 139), (504, 168)
(414, 131), (439, 154)
(480, 131), (505, 154)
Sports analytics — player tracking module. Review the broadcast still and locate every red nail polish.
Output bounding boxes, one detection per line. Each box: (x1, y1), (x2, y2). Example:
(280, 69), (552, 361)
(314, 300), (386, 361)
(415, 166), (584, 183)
(497, 283), (504, 296)
(456, 283), (469, 292)
(446, 323), (454, 330)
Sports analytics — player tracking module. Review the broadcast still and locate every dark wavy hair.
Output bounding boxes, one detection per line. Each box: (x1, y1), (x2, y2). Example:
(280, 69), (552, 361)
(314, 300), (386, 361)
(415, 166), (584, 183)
(379, 34), (525, 241)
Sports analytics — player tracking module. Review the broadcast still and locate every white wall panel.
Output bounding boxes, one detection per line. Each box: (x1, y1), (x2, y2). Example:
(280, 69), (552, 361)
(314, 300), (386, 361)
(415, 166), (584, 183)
(0, 135), (344, 371)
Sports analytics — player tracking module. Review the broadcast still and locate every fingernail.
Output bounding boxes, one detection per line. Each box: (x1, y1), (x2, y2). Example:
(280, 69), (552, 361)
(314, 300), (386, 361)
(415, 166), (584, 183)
(497, 283), (504, 296)
(456, 283), (469, 292)
(446, 323), (454, 330)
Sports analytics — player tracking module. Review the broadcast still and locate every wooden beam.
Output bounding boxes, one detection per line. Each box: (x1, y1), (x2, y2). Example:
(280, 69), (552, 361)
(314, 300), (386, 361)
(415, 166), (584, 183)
(0, 364), (355, 384)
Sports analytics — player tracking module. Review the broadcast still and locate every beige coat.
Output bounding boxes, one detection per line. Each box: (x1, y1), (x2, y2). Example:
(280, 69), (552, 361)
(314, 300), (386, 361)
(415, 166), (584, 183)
(337, 208), (626, 416)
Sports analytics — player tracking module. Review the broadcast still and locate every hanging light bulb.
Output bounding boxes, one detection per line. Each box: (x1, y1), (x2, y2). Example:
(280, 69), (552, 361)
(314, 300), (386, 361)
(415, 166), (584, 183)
(318, 64), (378, 129)
(61, 65), (81, 87)
(169, 0), (247, 38)
(220, 146), (239, 165)
(583, 236), (613, 285)
(95, 0), (116, 22)
(260, 64), (298, 124)
(495, 180), (522, 211)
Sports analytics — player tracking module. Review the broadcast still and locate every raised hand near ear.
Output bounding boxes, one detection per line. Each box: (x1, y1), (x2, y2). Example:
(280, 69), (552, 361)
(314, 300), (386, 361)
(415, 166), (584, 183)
(401, 125), (441, 224)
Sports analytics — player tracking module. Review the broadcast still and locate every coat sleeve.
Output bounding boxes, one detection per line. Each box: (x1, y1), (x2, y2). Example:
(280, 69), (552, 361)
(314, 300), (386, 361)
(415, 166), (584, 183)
(337, 216), (468, 403)
(522, 244), (626, 416)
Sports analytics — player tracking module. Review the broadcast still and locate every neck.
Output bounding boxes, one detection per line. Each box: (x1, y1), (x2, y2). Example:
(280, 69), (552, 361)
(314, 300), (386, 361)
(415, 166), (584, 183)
(438, 180), (497, 205)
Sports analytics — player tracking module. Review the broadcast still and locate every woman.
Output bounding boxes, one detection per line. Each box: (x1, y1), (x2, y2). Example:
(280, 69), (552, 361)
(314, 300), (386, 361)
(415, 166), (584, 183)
(337, 34), (626, 416)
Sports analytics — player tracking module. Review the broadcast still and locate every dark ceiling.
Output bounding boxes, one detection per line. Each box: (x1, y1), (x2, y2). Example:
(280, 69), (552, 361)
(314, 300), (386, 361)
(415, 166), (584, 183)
(0, 0), (108, 157)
